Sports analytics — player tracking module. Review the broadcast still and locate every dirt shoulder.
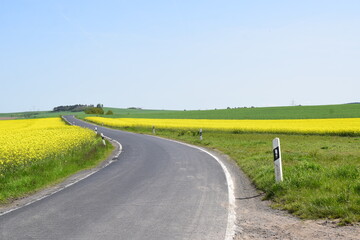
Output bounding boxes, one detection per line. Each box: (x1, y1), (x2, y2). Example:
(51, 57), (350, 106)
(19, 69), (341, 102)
(209, 148), (360, 240)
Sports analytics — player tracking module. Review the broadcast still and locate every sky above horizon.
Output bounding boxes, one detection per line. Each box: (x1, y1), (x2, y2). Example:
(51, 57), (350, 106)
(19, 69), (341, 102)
(1, 0), (359, 113)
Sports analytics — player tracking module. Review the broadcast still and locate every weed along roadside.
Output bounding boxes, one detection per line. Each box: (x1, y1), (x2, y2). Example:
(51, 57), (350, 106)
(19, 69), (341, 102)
(83, 117), (360, 224)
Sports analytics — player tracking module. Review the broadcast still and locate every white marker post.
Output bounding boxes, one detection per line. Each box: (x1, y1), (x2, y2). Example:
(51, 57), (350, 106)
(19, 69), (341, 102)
(101, 133), (106, 146)
(152, 126), (156, 135)
(272, 138), (283, 182)
(94, 127), (97, 134)
(199, 129), (203, 141)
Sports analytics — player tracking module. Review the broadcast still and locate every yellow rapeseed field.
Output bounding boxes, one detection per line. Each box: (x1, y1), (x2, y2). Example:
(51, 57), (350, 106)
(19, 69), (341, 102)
(0, 118), (96, 171)
(86, 117), (360, 135)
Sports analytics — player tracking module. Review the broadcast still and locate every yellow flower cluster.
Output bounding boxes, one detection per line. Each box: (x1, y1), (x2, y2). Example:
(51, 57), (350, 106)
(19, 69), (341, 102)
(86, 117), (360, 135)
(0, 118), (96, 170)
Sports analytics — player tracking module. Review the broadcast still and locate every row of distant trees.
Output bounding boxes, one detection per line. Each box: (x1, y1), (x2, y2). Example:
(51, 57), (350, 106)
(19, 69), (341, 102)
(53, 104), (113, 115)
(53, 104), (94, 112)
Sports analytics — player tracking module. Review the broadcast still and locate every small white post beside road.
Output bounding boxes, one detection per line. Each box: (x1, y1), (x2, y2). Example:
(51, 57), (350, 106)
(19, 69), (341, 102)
(199, 129), (203, 141)
(101, 133), (106, 146)
(272, 138), (283, 182)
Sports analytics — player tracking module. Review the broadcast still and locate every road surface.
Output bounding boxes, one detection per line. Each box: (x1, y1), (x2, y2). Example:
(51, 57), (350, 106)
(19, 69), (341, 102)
(0, 116), (233, 240)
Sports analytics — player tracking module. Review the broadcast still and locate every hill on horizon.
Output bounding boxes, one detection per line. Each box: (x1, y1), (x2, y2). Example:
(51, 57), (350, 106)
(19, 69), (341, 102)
(1, 103), (360, 120)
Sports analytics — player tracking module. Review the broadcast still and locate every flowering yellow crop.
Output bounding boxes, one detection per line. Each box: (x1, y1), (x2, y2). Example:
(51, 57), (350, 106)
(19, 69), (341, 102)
(0, 118), (96, 171)
(86, 117), (360, 135)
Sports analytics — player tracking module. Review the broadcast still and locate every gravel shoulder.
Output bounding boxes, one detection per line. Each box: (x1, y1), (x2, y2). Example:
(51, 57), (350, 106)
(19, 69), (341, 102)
(209, 148), (360, 240)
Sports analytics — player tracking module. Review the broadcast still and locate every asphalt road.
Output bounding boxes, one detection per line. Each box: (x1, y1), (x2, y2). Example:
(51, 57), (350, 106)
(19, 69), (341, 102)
(0, 116), (231, 240)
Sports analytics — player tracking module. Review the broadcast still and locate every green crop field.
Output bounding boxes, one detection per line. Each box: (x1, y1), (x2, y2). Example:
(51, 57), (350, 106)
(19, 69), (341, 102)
(2, 104), (360, 120)
(0, 108), (175, 119)
(98, 104), (360, 120)
(0, 111), (79, 119)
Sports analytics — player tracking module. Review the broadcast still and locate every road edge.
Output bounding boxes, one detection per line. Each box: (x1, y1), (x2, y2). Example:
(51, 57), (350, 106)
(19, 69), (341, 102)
(148, 135), (237, 240)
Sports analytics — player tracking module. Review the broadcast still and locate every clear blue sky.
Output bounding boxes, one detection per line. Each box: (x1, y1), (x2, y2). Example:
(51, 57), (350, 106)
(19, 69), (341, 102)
(1, 0), (359, 112)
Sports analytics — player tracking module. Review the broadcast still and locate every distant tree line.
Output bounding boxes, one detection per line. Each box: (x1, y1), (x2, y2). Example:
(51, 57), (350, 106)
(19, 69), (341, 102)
(53, 104), (93, 112)
(53, 103), (113, 115)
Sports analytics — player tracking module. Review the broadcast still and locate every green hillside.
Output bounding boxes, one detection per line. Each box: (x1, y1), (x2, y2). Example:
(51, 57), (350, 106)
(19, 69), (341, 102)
(102, 104), (360, 120)
(0, 108), (175, 119)
(1, 104), (359, 120)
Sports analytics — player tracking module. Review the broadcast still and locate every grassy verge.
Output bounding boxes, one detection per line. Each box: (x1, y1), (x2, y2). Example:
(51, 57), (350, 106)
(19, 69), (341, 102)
(101, 125), (360, 224)
(0, 136), (114, 204)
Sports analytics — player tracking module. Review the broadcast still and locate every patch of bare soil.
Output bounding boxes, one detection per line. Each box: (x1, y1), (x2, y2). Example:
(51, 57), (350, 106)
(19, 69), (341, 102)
(215, 150), (360, 240)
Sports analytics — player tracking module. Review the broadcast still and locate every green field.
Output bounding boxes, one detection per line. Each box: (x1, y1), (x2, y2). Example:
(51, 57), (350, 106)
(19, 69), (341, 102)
(0, 110), (79, 119)
(2, 104), (360, 120)
(101, 104), (360, 119)
(0, 108), (175, 119)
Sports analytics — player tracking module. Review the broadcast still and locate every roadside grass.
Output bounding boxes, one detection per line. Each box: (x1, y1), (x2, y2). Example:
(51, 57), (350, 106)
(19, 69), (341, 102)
(100, 125), (360, 224)
(0, 136), (114, 205)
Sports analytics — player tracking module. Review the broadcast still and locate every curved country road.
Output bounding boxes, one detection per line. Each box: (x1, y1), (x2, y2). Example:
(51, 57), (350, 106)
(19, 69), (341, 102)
(0, 116), (234, 240)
